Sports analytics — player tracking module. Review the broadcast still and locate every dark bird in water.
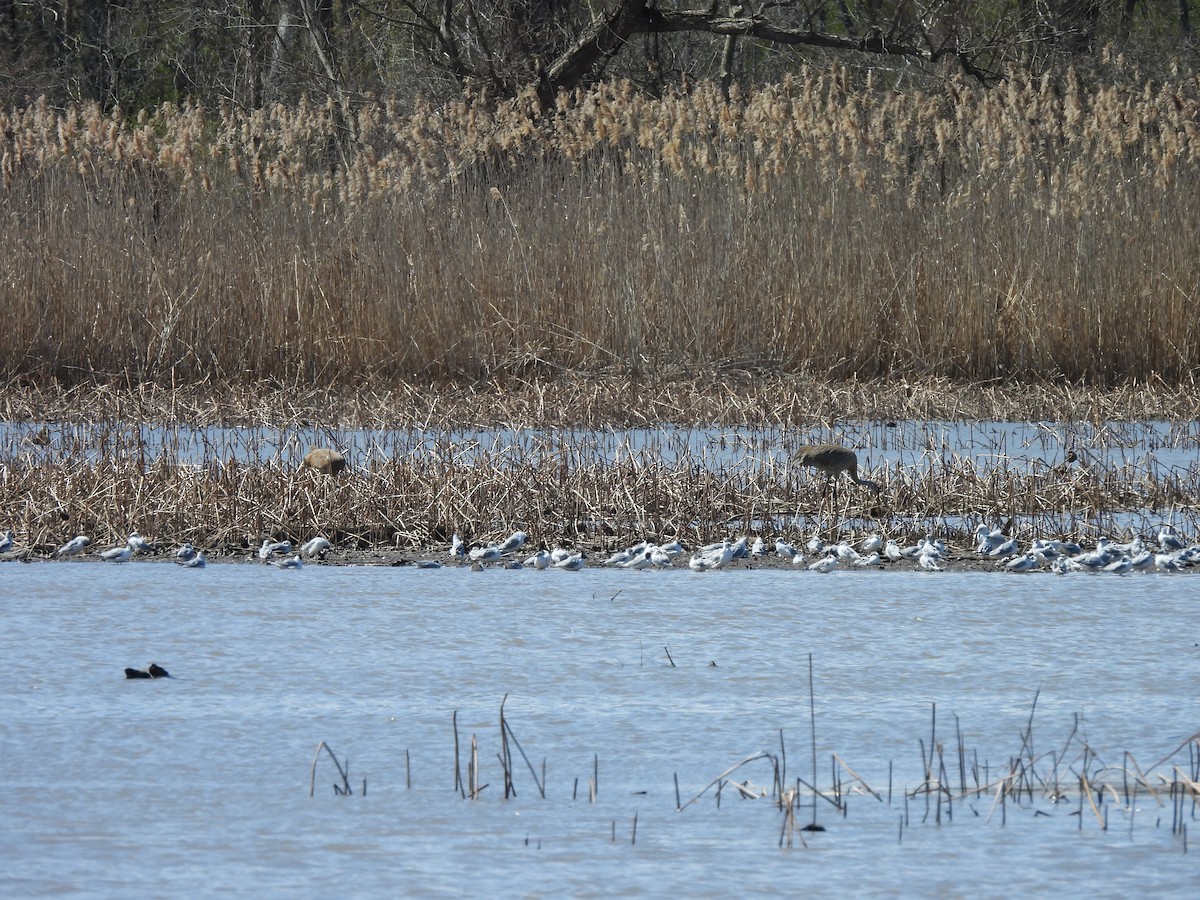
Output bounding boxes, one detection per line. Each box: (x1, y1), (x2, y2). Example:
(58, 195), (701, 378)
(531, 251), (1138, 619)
(302, 447), (348, 475)
(125, 662), (171, 679)
(791, 444), (880, 493)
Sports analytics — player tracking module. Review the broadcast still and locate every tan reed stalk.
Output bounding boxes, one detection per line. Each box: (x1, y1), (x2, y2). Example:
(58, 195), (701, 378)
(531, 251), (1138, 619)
(3, 66), (1200, 389)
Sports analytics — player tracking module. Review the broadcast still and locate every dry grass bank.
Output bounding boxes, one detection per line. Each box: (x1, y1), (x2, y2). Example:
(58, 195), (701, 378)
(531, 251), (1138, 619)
(2, 62), (1200, 389)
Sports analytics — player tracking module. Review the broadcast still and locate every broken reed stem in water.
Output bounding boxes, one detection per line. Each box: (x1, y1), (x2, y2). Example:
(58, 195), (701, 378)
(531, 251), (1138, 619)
(453, 710), (464, 798)
(955, 713), (967, 797)
(832, 753), (882, 803)
(678, 751), (777, 811)
(777, 729), (787, 802)
(470, 735), (482, 800)
(499, 694), (515, 799)
(309, 740), (353, 797)
(499, 696), (546, 799)
(808, 653), (819, 829)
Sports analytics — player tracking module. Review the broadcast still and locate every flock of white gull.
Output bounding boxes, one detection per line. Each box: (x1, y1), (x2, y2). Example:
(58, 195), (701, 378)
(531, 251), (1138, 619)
(4, 522), (1198, 574)
(445, 524), (1200, 574)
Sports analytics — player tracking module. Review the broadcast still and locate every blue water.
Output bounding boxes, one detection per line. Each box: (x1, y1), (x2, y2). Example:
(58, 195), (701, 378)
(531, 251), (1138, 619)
(1, 562), (1196, 896)
(3, 419), (1198, 473)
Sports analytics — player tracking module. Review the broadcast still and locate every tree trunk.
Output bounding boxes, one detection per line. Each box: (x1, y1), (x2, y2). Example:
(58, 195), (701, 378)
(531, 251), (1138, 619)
(538, 0), (651, 108)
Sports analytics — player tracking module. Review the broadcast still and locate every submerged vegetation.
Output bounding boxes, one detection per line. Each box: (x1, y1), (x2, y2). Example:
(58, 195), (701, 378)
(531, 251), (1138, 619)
(308, 691), (1200, 854)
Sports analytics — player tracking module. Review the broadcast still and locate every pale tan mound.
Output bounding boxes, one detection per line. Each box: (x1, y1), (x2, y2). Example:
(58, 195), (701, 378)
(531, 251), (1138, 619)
(302, 447), (348, 475)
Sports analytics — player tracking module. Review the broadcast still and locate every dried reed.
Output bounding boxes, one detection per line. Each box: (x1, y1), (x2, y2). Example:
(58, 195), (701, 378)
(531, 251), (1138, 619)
(2, 62), (1199, 389)
(4, 411), (1200, 553)
(309, 740), (353, 797)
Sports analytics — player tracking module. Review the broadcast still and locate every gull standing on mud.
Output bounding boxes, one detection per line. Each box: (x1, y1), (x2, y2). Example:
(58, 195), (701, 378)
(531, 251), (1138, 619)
(0, 530), (14, 553)
(975, 524), (1008, 554)
(553, 552), (585, 571)
(988, 537), (1019, 560)
(127, 532), (153, 554)
(659, 541), (684, 559)
(619, 546), (654, 570)
(301, 537), (332, 558)
(259, 539), (293, 560)
(1158, 525), (1186, 552)
(524, 549), (552, 569)
(604, 546), (636, 566)
(1102, 555), (1133, 574)
(808, 555), (838, 573)
(176, 551), (207, 568)
(469, 544), (503, 563)
(1004, 553), (1040, 572)
(694, 539), (736, 571)
(56, 535), (91, 557)
(497, 531), (528, 554)
(916, 547), (943, 571)
(774, 537), (799, 560)
(834, 541), (861, 561)
(100, 543), (134, 563)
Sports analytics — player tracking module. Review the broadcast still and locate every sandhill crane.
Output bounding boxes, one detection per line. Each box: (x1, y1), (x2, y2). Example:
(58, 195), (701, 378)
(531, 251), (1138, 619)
(302, 447), (348, 475)
(790, 444), (880, 494)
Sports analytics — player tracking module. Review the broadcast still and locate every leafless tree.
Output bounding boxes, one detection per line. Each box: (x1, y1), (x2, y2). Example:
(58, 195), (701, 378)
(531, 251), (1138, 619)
(0, 1), (1196, 109)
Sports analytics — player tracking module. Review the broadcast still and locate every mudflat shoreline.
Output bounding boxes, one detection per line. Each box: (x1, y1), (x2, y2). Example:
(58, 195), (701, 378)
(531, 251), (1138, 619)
(0, 546), (1149, 574)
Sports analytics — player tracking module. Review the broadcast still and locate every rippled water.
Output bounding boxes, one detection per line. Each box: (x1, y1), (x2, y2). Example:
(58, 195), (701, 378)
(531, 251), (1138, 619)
(1, 562), (1196, 896)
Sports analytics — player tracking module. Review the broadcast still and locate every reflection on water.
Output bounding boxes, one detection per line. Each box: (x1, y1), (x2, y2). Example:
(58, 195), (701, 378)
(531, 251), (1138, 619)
(0, 564), (1195, 895)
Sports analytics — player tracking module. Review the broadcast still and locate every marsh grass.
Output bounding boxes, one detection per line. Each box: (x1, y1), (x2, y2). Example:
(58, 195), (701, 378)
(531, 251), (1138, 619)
(6, 60), (1200, 556)
(3, 61), (1200, 389)
(3, 410), (1199, 554)
(3, 375), (1200, 429)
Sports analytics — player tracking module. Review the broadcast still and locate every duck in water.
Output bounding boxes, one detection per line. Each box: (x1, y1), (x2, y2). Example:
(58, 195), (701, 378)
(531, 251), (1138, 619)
(125, 662), (171, 680)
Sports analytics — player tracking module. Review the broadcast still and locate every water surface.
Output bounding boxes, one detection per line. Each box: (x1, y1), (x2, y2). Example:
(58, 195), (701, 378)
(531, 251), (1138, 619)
(1, 563), (1195, 896)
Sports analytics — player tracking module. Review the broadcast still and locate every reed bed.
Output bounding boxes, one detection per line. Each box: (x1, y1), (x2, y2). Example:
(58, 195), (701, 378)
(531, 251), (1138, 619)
(3, 375), (1200, 429)
(3, 60), (1200, 389)
(3, 417), (1199, 554)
